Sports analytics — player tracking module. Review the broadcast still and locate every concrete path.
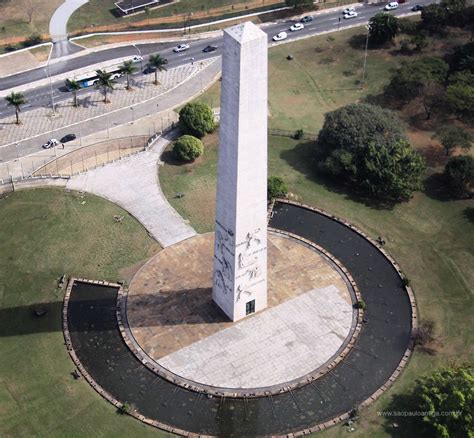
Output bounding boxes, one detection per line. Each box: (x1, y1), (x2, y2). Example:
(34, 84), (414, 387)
(49, 0), (89, 42)
(66, 132), (196, 247)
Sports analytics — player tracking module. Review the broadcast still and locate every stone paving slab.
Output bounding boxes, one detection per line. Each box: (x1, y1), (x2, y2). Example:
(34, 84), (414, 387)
(158, 284), (353, 388)
(66, 133), (196, 246)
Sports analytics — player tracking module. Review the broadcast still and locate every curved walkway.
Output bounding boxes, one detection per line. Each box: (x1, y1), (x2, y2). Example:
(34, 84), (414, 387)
(49, 0), (89, 42)
(65, 201), (415, 436)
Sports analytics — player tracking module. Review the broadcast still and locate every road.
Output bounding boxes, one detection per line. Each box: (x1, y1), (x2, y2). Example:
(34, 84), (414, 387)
(0, 0), (433, 163)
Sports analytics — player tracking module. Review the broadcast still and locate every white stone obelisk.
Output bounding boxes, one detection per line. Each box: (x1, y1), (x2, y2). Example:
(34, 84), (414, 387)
(212, 22), (268, 322)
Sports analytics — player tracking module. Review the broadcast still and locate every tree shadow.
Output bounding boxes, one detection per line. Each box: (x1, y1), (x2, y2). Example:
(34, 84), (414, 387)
(382, 392), (427, 437)
(463, 207), (474, 223)
(423, 172), (453, 201)
(279, 140), (397, 210)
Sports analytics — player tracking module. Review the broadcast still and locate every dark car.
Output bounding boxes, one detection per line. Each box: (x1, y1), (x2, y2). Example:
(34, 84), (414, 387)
(300, 15), (313, 23)
(143, 65), (156, 74)
(411, 4), (424, 11)
(203, 45), (218, 53)
(60, 133), (76, 143)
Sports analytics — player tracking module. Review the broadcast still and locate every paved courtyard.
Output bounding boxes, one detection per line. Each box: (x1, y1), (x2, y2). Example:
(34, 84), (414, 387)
(127, 232), (355, 389)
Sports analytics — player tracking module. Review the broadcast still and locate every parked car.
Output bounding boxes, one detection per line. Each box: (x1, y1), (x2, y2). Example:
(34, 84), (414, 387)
(411, 4), (424, 11)
(203, 45), (218, 53)
(300, 15), (313, 23)
(60, 133), (76, 143)
(143, 65), (156, 74)
(173, 43), (190, 53)
(343, 6), (355, 14)
(131, 55), (143, 63)
(290, 23), (304, 32)
(272, 31), (288, 41)
(42, 138), (60, 149)
(343, 10), (358, 19)
(384, 1), (399, 10)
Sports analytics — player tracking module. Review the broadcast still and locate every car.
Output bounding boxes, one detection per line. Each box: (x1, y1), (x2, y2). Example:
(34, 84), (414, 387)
(143, 65), (156, 74)
(60, 133), (76, 143)
(300, 15), (313, 23)
(42, 138), (60, 149)
(411, 4), (424, 11)
(290, 23), (304, 32)
(173, 43), (190, 53)
(384, 1), (399, 10)
(131, 55), (143, 63)
(203, 45), (218, 53)
(343, 6), (355, 14)
(272, 31), (288, 42)
(343, 10), (358, 19)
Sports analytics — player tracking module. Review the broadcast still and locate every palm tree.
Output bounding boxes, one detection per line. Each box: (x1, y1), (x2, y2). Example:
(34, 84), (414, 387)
(5, 91), (26, 125)
(119, 60), (137, 90)
(95, 69), (116, 103)
(147, 54), (168, 85)
(65, 79), (81, 107)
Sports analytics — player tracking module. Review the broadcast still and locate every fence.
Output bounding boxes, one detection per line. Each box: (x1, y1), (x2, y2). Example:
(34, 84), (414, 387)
(268, 129), (318, 141)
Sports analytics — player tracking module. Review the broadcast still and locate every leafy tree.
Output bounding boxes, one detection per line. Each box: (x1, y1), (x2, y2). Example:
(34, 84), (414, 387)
(446, 79), (474, 119)
(147, 54), (168, 85)
(369, 13), (399, 45)
(95, 69), (116, 103)
(447, 42), (474, 74)
(421, 4), (448, 32)
(119, 60), (137, 90)
(179, 102), (216, 138)
(284, 0), (313, 11)
(387, 57), (449, 102)
(434, 126), (473, 155)
(5, 91), (26, 124)
(421, 82), (445, 119)
(172, 135), (204, 161)
(444, 155), (474, 197)
(65, 79), (81, 107)
(267, 176), (288, 200)
(409, 365), (473, 437)
(317, 104), (424, 201)
(410, 32), (429, 52)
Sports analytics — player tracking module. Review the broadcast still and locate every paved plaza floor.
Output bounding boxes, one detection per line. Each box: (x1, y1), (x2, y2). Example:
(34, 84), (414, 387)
(127, 232), (356, 389)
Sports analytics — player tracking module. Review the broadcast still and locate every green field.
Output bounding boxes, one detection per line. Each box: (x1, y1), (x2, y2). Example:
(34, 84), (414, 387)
(0, 188), (167, 437)
(160, 25), (474, 437)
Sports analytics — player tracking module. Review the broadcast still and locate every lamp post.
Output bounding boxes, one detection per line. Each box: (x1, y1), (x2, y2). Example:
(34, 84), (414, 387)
(132, 44), (143, 73)
(361, 24), (370, 89)
(43, 67), (55, 116)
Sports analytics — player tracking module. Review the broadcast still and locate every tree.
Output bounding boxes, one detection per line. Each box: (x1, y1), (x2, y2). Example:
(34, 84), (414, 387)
(179, 102), (216, 138)
(172, 135), (204, 161)
(387, 57), (449, 102)
(447, 42), (474, 74)
(444, 155), (474, 197)
(317, 104), (424, 201)
(434, 126), (473, 155)
(401, 365), (474, 437)
(65, 79), (81, 107)
(369, 13), (399, 45)
(445, 76), (474, 119)
(147, 54), (168, 85)
(420, 82), (445, 119)
(267, 176), (288, 200)
(95, 69), (116, 103)
(284, 0), (313, 11)
(5, 91), (26, 124)
(421, 4), (448, 32)
(119, 60), (137, 90)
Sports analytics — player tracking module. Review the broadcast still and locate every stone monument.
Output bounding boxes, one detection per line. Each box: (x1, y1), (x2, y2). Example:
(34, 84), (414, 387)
(212, 22), (268, 322)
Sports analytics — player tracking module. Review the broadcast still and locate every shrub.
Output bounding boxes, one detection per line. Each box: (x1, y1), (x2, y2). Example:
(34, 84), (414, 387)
(172, 135), (204, 162)
(23, 33), (43, 48)
(267, 176), (288, 200)
(444, 155), (474, 198)
(179, 102), (216, 138)
(355, 300), (367, 310)
(292, 129), (304, 140)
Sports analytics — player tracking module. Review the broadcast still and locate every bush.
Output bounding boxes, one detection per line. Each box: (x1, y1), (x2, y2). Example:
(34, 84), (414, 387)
(355, 300), (367, 310)
(179, 102), (216, 138)
(267, 176), (288, 200)
(444, 155), (474, 198)
(292, 129), (304, 140)
(172, 135), (204, 162)
(22, 33), (43, 48)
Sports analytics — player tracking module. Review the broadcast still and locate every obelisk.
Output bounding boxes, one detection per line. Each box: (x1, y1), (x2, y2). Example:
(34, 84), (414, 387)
(212, 22), (268, 322)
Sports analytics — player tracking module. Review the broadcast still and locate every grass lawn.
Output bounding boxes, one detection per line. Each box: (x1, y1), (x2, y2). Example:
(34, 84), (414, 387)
(0, 188), (169, 437)
(160, 24), (474, 436)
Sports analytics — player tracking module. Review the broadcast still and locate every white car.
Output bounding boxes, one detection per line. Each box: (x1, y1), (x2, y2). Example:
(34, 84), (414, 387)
(173, 43), (190, 53)
(343, 10), (358, 19)
(384, 1), (399, 10)
(131, 55), (143, 63)
(342, 6), (355, 14)
(290, 23), (304, 32)
(272, 31), (288, 41)
(42, 138), (60, 149)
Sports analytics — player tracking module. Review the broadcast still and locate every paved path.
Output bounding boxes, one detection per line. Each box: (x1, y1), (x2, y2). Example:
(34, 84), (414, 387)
(66, 132), (196, 247)
(49, 0), (89, 42)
